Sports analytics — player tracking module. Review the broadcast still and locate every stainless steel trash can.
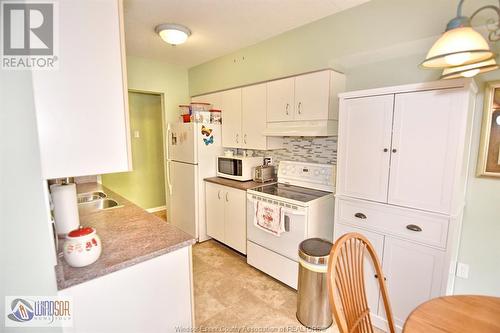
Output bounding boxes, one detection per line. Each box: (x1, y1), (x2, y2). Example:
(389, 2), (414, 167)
(296, 238), (333, 330)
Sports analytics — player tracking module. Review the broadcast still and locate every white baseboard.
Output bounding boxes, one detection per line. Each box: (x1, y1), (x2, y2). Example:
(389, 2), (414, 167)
(146, 206), (166, 213)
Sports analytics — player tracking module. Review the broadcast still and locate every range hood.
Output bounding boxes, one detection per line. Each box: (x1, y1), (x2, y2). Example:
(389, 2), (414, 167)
(263, 120), (338, 137)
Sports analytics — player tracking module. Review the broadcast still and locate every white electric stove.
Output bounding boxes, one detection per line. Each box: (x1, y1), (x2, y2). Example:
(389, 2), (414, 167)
(246, 161), (336, 289)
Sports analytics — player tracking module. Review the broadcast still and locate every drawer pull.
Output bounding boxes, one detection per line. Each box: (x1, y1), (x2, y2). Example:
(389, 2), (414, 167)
(354, 213), (367, 219)
(406, 224), (422, 232)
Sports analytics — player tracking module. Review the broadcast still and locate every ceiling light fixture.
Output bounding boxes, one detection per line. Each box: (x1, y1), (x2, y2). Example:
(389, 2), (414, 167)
(421, 0), (500, 77)
(155, 23), (191, 46)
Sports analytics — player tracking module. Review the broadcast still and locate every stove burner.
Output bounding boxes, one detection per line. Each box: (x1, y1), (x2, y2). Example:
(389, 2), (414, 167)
(253, 183), (331, 203)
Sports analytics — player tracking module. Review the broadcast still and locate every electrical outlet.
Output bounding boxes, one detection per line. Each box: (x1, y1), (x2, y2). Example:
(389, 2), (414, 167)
(134, 130), (140, 138)
(456, 262), (469, 279)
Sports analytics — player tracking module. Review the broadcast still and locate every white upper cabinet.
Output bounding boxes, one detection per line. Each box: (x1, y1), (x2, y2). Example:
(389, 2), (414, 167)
(267, 77), (295, 122)
(33, 0), (130, 179)
(219, 88), (242, 148)
(388, 89), (466, 214)
(294, 71), (332, 121)
(265, 70), (345, 136)
(194, 86), (282, 150)
(241, 83), (268, 150)
(337, 95), (394, 203)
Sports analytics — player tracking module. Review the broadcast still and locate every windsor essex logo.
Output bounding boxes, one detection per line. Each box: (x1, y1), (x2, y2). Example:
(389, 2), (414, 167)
(5, 296), (72, 327)
(1, 1), (59, 69)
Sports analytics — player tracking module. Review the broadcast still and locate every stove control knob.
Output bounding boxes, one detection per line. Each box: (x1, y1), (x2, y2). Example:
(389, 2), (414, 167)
(314, 170), (320, 176)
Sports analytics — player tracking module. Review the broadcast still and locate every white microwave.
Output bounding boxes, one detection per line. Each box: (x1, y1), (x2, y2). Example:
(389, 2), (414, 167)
(217, 156), (263, 181)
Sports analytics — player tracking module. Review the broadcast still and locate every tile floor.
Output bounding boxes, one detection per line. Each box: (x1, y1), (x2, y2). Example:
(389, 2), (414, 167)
(192, 240), (340, 332)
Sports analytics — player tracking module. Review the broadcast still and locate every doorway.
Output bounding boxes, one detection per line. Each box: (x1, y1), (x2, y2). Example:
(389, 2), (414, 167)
(102, 91), (167, 219)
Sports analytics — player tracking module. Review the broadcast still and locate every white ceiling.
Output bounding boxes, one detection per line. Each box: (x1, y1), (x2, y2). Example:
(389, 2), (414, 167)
(123, 0), (370, 68)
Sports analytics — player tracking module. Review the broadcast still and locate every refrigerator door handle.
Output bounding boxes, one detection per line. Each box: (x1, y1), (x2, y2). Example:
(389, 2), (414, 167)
(166, 161), (172, 195)
(166, 123), (172, 160)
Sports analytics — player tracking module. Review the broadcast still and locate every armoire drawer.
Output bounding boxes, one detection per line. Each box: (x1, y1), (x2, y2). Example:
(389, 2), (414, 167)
(336, 197), (449, 248)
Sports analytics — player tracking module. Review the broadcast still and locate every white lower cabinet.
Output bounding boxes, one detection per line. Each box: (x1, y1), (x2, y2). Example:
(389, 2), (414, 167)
(205, 182), (246, 254)
(334, 202), (446, 331)
(380, 237), (445, 328)
(59, 247), (193, 332)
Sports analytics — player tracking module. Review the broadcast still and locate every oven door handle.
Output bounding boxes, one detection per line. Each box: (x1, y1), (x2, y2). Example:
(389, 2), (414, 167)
(282, 208), (306, 216)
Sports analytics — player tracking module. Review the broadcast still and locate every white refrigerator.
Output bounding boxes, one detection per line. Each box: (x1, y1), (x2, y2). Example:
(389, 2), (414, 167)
(167, 122), (222, 241)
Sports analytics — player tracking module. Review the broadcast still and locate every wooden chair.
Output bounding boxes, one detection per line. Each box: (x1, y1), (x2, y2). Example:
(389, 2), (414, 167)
(327, 232), (396, 333)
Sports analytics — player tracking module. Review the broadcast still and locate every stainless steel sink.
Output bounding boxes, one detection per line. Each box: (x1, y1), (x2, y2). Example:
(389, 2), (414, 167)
(79, 198), (122, 211)
(77, 191), (107, 204)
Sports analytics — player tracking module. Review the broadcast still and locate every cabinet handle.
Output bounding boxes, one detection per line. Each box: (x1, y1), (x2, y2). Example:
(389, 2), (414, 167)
(236, 134), (239, 143)
(243, 134), (247, 144)
(374, 274), (387, 281)
(383, 148), (388, 152)
(225, 192), (229, 202)
(354, 212), (367, 219)
(217, 190), (222, 200)
(297, 102), (302, 114)
(285, 103), (289, 115)
(406, 224), (422, 232)
(392, 148), (397, 153)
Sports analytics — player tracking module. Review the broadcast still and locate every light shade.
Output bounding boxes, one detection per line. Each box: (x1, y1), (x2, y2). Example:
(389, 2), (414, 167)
(441, 58), (499, 79)
(422, 27), (493, 68)
(155, 24), (191, 45)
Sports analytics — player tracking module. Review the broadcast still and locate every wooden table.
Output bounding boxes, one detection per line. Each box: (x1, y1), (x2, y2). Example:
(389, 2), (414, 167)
(403, 295), (500, 333)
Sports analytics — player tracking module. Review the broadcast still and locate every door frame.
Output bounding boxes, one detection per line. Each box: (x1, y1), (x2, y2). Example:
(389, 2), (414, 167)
(128, 89), (168, 214)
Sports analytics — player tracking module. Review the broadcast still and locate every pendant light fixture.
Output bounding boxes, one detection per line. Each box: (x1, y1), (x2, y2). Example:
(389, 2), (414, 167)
(155, 24), (191, 46)
(441, 58), (499, 79)
(422, 0), (500, 77)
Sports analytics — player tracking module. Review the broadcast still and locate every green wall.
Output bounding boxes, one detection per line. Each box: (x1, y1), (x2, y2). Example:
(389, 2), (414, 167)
(188, 0), (500, 295)
(102, 93), (166, 209)
(102, 56), (190, 211)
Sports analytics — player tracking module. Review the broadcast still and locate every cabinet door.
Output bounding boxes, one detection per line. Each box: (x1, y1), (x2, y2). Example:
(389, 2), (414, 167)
(334, 224), (385, 316)
(388, 89), (465, 214)
(242, 83), (267, 150)
(33, 0), (130, 179)
(205, 182), (225, 242)
(267, 77), (294, 122)
(224, 187), (247, 254)
(337, 95), (394, 202)
(381, 237), (445, 328)
(220, 89), (242, 148)
(294, 71), (330, 121)
(192, 92), (222, 110)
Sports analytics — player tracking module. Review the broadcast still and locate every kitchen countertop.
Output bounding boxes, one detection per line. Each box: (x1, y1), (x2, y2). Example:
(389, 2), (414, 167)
(55, 182), (195, 290)
(204, 177), (275, 191)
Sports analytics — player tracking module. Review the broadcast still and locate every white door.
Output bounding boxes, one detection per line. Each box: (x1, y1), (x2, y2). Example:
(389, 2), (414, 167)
(294, 71), (330, 121)
(267, 77), (295, 122)
(242, 83), (267, 150)
(170, 162), (198, 238)
(224, 187), (247, 254)
(337, 95), (394, 202)
(168, 123), (197, 164)
(334, 224), (385, 316)
(388, 89), (465, 214)
(380, 237), (445, 329)
(220, 88), (242, 148)
(205, 182), (225, 242)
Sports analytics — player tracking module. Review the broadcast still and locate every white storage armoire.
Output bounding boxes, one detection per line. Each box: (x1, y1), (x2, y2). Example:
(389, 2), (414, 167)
(334, 79), (477, 332)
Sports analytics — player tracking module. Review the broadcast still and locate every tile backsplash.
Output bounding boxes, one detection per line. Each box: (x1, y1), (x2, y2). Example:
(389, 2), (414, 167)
(247, 136), (337, 169)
